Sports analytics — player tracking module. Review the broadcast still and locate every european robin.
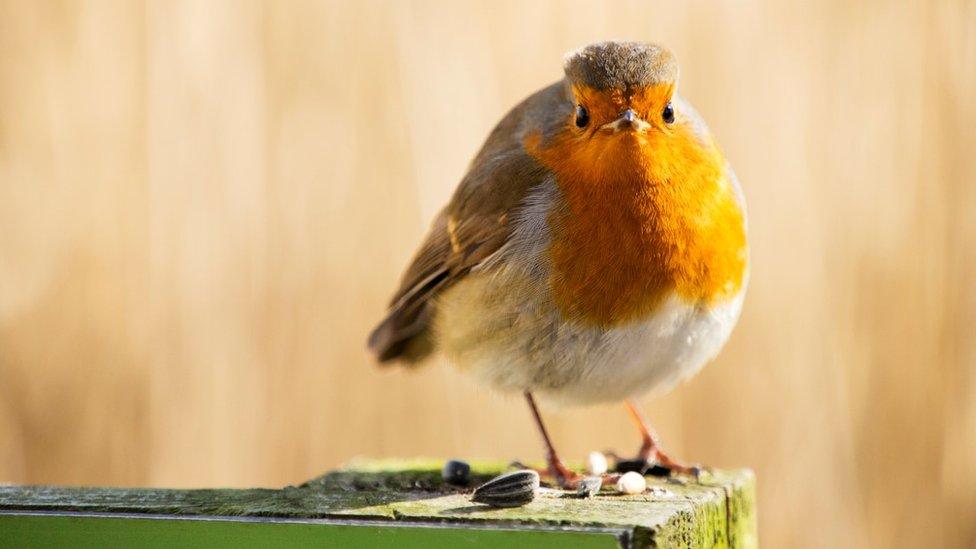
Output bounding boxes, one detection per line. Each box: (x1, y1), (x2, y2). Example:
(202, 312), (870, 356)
(368, 41), (748, 488)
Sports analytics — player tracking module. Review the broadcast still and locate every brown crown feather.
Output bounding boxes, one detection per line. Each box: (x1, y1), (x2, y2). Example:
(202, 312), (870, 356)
(563, 41), (678, 91)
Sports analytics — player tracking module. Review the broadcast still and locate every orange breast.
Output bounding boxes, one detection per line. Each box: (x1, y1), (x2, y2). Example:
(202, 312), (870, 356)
(526, 124), (747, 328)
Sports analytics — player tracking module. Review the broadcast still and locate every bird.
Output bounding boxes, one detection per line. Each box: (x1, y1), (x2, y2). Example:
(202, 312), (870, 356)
(368, 41), (748, 488)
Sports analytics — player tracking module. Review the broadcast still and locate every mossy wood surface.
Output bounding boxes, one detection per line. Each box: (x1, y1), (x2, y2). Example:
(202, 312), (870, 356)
(0, 459), (756, 548)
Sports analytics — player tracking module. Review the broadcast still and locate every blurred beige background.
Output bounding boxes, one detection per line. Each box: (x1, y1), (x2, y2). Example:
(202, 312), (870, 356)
(1, 1), (974, 547)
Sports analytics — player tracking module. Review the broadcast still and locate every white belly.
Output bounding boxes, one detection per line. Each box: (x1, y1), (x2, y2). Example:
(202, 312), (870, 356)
(435, 268), (744, 406)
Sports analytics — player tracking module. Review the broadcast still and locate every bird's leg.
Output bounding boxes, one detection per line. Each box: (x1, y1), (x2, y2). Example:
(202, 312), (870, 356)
(611, 400), (701, 476)
(523, 391), (580, 489)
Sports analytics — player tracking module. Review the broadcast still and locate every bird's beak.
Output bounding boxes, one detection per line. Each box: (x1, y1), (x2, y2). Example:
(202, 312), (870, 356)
(601, 109), (651, 133)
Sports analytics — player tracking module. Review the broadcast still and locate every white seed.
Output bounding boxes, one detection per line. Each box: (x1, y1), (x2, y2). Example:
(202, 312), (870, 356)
(585, 451), (608, 475)
(616, 471), (647, 495)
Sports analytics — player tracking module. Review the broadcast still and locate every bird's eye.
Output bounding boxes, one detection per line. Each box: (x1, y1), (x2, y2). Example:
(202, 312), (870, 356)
(662, 102), (675, 124)
(575, 105), (589, 128)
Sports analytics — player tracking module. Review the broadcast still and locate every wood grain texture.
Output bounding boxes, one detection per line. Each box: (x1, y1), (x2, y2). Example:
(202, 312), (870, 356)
(0, 1), (974, 548)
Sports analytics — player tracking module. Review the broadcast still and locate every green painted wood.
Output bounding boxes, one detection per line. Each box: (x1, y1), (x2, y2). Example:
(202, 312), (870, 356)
(0, 459), (757, 548)
(0, 514), (624, 549)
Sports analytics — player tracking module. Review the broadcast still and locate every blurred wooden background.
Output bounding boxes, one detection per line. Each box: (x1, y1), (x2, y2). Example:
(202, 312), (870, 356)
(0, 1), (973, 547)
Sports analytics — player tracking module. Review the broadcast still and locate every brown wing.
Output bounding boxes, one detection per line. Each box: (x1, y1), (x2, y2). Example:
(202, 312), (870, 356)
(367, 82), (567, 364)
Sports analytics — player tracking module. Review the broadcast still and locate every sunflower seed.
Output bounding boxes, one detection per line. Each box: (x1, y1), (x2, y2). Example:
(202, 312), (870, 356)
(471, 470), (539, 507)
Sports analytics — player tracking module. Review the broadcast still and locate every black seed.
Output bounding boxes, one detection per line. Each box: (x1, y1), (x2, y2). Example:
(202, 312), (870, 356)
(441, 459), (471, 486)
(615, 459), (650, 474)
(646, 464), (672, 477)
(471, 470), (539, 507)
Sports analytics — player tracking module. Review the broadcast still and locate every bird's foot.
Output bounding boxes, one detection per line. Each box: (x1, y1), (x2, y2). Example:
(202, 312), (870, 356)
(509, 459), (585, 490)
(606, 449), (707, 479)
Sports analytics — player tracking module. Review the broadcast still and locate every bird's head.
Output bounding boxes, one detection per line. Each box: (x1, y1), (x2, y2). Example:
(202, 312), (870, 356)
(562, 41), (679, 142)
(525, 41), (722, 190)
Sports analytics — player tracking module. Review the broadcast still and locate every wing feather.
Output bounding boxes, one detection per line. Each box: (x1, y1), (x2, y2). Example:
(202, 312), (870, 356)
(367, 82), (567, 364)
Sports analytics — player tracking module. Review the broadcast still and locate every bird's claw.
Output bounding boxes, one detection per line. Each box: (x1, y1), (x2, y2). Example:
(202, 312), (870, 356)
(605, 450), (706, 480)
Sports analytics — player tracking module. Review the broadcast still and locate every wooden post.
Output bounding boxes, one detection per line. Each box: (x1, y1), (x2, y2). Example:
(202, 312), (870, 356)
(0, 459), (756, 548)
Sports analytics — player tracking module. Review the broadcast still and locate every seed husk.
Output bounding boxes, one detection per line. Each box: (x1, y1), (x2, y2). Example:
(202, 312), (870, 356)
(471, 470), (539, 507)
(576, 476), (603, 498)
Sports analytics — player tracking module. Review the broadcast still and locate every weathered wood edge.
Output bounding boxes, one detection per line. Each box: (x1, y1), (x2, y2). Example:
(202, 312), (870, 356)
(0, 459), (756, 548)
